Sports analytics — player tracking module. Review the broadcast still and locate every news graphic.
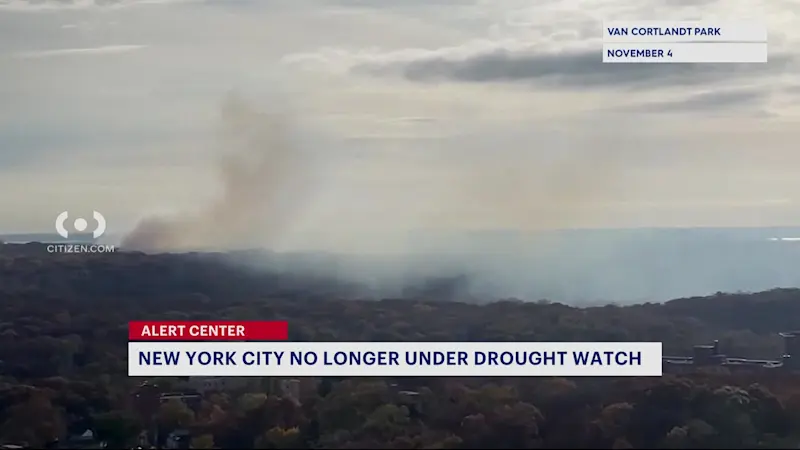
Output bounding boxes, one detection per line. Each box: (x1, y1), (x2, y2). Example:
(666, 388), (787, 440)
(55, 210), (107, 239)
(602, 21), (768, 63)
(49, 210), (116, 254)
(128, 321), (663, 377)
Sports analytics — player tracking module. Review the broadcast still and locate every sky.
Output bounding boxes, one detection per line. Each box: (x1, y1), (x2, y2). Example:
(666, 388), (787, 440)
(1, 0), (799, 252)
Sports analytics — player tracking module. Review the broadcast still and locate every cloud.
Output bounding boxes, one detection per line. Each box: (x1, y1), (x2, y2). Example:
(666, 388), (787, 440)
(352, 46), (788, 89)
(286, 40), (794, 92)
(12, 44), (146, 58)
(624, 88), (770, 115)
(3, 0), (800, 238)
(0, 0), (200, 11)
(282, 0), (799, 104)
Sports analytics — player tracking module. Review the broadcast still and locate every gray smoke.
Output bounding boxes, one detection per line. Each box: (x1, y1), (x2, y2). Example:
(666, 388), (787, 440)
(122, 95), (316, 252)
(117, 96), (800, 305)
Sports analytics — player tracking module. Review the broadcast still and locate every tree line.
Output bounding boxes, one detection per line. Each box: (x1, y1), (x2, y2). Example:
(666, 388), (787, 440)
(1, 247), (800, 448)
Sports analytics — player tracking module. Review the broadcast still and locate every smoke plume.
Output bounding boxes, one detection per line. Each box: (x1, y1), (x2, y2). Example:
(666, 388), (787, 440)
(122, 95), (316, 252)
(115, 95), (800, 305)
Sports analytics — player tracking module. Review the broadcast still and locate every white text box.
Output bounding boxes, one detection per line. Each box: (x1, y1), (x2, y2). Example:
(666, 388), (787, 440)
(603, 21), (767, 43)
(129, 341), (664, 377)
(603, 43), (767, 63)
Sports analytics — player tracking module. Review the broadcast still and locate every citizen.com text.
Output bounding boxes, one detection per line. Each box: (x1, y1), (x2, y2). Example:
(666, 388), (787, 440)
(47, 244), (116, 254)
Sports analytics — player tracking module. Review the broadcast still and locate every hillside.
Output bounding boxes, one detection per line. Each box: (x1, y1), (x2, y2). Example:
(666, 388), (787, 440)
(1, 246), (800, 448)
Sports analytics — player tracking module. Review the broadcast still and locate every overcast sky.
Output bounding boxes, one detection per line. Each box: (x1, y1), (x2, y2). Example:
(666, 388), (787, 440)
(1, 0), (798, 250)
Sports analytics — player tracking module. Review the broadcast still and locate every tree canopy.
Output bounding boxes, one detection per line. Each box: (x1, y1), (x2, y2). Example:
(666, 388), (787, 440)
(1, 246), (800, 448)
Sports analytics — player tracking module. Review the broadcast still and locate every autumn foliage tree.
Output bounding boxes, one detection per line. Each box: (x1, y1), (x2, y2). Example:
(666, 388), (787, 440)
(1, 248), (800, 448)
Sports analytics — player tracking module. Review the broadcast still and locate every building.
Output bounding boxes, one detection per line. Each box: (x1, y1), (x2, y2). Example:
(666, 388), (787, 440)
(132, 381), (162, 419)
(779, 331), (800, 370)
(268, 377), (319, 401)
(159, 392), (202, 410)
(41, 430), (106, 449)
(58, 430), (106, 449)
(690, 340), (726, 366)
(186, 376), (247, 394)
(663, 331), (800, 372)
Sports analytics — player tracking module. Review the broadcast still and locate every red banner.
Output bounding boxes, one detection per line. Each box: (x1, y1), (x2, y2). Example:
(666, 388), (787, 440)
(128, 320), (288, 341)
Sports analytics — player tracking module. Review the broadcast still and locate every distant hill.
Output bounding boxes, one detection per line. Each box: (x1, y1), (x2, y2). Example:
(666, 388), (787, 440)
(0, 248), (797, 358)
(7, 226), (800, 303)
(3, 248), (800, 448)
(0, 232), (97, 244)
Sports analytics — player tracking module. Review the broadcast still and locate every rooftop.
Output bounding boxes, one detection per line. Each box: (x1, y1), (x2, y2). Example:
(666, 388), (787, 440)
(663, 331), (800, 370)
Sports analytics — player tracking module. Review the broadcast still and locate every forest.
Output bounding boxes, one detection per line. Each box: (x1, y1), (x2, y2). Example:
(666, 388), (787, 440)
(2, 244), (800, 448)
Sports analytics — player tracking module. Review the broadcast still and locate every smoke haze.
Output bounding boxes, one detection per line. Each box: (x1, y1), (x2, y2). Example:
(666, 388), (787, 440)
(117, 97), (800, 305)
(122, 93), (641, 253)
(122, 95), (321, 252)
(68, 115), (800, 304)
(117, 94), (644, 303)
(3, 0), (798, 305)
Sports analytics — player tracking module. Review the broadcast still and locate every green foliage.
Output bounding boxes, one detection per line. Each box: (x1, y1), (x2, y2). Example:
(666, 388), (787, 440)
(92, 410), (140, 447)
(157, 399), (195, 430)
(191, 433), (215, 449)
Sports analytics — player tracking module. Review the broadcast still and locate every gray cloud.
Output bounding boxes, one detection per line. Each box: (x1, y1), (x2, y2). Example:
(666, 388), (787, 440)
(0, 0), (200, 11)
(624, 88), (769, 115)
(350, 47), (792, 90)
(121, 95), (326, 252)
(0, 123), (181, 170)
(660, 0), (718, 5)
(12, 44), (146, 58)
(329, 0), (476, 6)
(4, 0), (800, 239)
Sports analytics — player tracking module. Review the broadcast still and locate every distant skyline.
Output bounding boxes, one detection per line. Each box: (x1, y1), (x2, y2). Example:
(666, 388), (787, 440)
(1, 0), (799, 252)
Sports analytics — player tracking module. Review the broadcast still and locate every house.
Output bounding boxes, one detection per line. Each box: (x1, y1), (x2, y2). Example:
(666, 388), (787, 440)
(42, 430), (106, 449)
(663, 331), (800, 373)
(60, 430), (106, 449)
